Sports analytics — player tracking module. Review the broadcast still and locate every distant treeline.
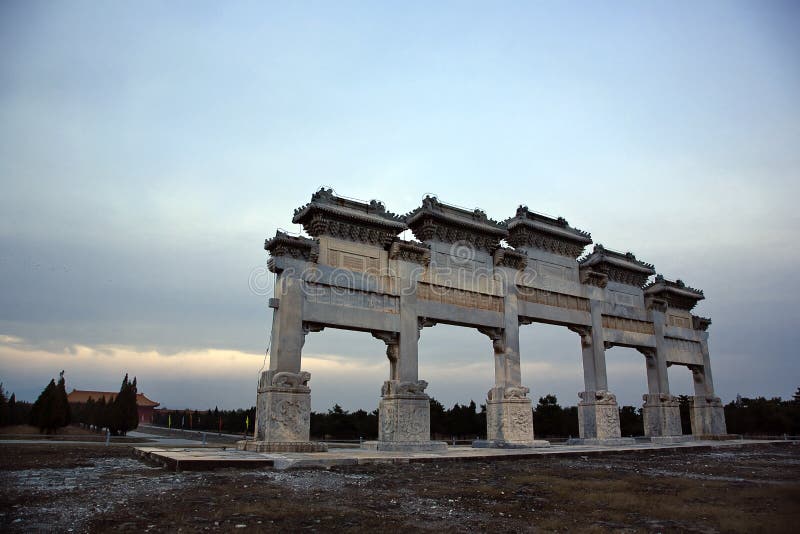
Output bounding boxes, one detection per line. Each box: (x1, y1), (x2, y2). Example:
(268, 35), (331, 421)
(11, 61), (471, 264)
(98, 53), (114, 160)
(724, 394), (800, 436)
(0, 383), (32, 427)
(6, 379), (800, 438)
(306, 393), (800, 440)
(152, 407), (258, 435)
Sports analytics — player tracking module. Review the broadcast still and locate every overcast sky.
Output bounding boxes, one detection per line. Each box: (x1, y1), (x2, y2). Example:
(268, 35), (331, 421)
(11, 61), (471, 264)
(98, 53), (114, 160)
(1, 1), (798, 412)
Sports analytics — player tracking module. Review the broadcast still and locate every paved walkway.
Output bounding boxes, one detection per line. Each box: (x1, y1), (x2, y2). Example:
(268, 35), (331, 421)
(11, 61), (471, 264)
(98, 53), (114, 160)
(135, 439), (789, 471)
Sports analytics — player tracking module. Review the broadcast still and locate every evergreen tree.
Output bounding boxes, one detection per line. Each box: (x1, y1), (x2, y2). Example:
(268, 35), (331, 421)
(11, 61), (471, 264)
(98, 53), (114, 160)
(534, 395), (562, 437)
(8, 393), (17, 425)
(0, 383), (8, 426)
(83, 397), (96, 429)
(618, 405), (643, 436)
(111, 374), (139, 435)
(95, 396), (109, 430)
(53, 370), (71, 428)
(29, 378), (56, 433)
(429, 397), (447, 438)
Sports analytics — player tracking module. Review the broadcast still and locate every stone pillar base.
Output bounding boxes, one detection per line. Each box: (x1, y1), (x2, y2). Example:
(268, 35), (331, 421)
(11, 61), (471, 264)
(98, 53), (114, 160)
(253, 370), (316, 449)
(481, 386), (545, 447)
(374, 380), (447, 451)
(642, 394), (683, 437)
(690, 396), (728, 436)
(237, 440), (327, 453)
(577, 390), (622, 440)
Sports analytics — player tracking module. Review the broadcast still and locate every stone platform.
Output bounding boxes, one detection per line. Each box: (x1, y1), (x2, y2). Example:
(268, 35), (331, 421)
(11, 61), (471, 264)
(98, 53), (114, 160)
(134, 447), (275, 471)
(133, 439), (781, 472)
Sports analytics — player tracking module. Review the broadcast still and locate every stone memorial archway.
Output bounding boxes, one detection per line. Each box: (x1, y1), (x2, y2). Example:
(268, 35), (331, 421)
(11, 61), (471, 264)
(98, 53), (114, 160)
(238, 189), (726, 452)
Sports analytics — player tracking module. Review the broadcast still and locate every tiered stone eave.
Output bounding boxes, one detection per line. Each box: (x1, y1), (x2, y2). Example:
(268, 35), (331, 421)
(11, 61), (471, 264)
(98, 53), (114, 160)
(264, 231), (320, 263)
(404, 196), (507, 252)
(292, 188), (407, 246)
(644, 275), (705, 311)
(505, 206), (592, 259)
(578, 244), (656, 288)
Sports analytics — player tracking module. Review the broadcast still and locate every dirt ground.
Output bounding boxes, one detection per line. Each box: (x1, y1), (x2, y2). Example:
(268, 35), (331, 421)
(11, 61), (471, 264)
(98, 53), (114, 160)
(1, 442), (798, 533)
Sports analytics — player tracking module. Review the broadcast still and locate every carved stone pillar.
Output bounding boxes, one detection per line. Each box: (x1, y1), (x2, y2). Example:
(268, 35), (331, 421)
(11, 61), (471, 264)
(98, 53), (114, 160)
(690, 396), (727, 436)
(237, 323), (327, 452)
(567, 324), (632, 445)
(238, 369), (326, 452)
(572, 390), (634, 444)
(689, 365), (727, 436)
(362, 320), (447, 451)
(639, 348), (684, 440)
(642, 393), (683, 439)
(473, 325), (548, 448)
(362, 378), (447, 451)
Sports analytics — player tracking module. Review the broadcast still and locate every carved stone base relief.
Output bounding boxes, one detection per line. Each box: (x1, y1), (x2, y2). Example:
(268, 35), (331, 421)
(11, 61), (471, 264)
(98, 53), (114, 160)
(577, 390), (622, 440)
(485, 398), (535, 443)
(378, 396), (431, 442)
(689, 396), (728, 436)
(252, 370), (323, 452)
(641, 394), (682, 437)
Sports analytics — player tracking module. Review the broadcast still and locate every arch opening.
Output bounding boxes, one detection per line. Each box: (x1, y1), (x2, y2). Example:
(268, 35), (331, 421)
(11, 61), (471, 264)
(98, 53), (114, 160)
(519, 322), (582, 439)
(417, 323), (492, 440)
(667, 363), (699, 434)
(605, 346), (648, 437)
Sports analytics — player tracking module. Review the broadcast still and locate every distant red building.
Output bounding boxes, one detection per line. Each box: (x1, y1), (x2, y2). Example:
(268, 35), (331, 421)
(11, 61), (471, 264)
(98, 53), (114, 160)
(67, 389), (160, 423)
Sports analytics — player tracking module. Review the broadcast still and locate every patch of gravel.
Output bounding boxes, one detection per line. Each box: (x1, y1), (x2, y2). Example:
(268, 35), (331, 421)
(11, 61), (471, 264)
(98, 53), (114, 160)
(256, 469), (373, 492)
(0, 457), (205, 532)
